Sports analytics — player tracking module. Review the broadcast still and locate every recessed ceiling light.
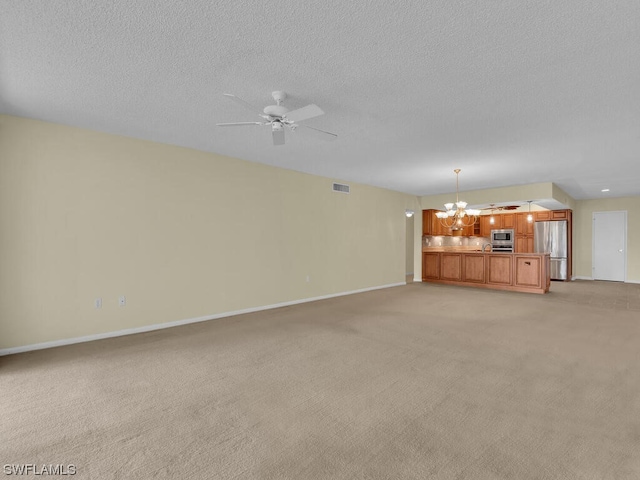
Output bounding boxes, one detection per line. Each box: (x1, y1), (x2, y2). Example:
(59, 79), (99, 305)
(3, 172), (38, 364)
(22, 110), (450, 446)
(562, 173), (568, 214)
(601, 188), (610, 192)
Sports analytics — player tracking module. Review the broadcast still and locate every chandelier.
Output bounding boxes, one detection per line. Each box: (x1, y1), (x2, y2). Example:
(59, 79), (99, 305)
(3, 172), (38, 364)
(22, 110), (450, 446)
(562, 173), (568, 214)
(435, 169), (481, 231)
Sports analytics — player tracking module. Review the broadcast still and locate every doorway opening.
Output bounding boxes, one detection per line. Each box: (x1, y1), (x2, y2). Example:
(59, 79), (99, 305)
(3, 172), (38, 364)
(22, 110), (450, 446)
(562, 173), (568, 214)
(405, 213), (414, 283)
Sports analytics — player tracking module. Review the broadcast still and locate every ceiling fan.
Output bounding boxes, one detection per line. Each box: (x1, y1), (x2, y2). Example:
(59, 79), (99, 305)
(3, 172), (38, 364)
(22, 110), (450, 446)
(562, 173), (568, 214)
(481, 204), (520, 211)
(217, 91), (337, 146)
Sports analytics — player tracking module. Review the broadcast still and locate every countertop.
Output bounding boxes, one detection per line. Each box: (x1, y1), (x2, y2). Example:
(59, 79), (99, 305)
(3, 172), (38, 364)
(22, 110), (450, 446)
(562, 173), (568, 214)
(422, 246), (492, 253)
(423, 247), (549, 255)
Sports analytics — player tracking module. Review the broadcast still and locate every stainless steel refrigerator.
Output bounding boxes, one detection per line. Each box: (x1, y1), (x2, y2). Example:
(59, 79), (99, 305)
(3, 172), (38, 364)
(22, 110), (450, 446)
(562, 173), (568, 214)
(534, 220), (568, 280)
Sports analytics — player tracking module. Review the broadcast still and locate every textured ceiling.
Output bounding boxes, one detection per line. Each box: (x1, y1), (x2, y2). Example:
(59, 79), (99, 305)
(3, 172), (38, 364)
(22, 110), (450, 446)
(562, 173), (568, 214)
(1, 0), (639, 200)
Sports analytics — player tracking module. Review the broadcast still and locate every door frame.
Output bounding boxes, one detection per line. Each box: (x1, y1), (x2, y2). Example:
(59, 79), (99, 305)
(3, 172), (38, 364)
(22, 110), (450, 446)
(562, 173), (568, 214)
(592, 210), (627, 282)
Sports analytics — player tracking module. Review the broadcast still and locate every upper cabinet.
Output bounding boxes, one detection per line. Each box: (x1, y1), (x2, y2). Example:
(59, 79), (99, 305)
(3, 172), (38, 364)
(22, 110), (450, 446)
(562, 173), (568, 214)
(515, 212), (534, 236)
(479, 215), (493, 236)
(479, 212), (514, 235)
(501, 213), (515, 229)
(422, 209), (450, 236)
(535, 210), (568, 221)
(422, 209), (434, 235)
(423, 209), (479, 236)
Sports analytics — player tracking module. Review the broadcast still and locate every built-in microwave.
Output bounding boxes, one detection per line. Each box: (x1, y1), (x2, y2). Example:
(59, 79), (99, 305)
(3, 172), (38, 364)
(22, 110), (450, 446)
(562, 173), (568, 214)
(491, 229), (514, 244)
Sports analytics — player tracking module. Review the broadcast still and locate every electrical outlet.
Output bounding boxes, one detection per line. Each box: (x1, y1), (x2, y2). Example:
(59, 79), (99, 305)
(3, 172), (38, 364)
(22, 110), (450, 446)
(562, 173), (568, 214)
(306, 275), (310, 282)
(95, 298), (102, 309)
(118, 295), (126, 306)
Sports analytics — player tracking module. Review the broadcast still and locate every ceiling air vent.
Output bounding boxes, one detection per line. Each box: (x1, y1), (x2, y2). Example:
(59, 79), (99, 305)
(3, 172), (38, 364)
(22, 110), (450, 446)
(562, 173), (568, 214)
(332, 183), (350, 194)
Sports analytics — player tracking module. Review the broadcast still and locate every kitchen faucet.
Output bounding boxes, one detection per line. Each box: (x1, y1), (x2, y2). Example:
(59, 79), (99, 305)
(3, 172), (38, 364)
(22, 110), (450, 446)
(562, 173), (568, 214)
(482, 243), (492, 252)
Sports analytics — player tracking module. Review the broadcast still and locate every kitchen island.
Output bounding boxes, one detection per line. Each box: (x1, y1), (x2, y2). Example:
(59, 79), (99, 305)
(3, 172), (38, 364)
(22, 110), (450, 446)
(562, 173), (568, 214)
(422, 250), (551, 294)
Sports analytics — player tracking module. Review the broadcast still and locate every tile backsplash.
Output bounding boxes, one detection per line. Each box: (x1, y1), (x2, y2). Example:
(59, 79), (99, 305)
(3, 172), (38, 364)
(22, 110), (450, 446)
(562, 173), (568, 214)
(423, 235), (490, 247)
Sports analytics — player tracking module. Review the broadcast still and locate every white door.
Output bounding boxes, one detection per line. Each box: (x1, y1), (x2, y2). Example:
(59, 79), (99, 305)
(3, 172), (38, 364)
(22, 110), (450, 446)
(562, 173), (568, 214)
(593, 211), (626, 281)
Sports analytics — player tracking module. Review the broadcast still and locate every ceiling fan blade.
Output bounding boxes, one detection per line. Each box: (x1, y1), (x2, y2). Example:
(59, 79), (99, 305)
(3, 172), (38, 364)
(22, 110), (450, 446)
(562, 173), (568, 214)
(283, 104), (324, 123)
(216, 122), (265, 127)
(298, 124), (337, 140)
(222, 93), (263, 114)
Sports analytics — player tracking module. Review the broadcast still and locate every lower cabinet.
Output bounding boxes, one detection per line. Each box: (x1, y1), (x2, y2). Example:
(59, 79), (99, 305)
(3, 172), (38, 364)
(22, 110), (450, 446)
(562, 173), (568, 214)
(514, 256), (542, 288)
(422, 252), (440, 280)
(421, 252), (550, 294)
(462, 254), (485, 283)
(515, 235), (534, 253)
(441, 254), (462, 281)
(487, 255), (512, 285)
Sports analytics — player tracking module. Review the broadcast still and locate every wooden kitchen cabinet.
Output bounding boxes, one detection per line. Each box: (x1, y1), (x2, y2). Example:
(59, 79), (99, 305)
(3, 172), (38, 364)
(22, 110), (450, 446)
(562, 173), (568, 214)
(534, 209), (569, 221)
(421, 251), (550, 294)
(423, 210), (482, 238)
(515, 235), (534, 253)
(462, 217), (480, 237)
(514, 255), (545, 289)
(514, 212), (535, 253)
(535, 211), (550, 221)
(479, 213), (514, 236)
(422, 210), (433, 235)
(440, 253), (462, 281)
(422, 210), (451, 236)
(486, 254), (513, 285)
(501, 213), (515, 229)
(479, 215), (493, 236)
(462, 254), (486, 283)
(515, 212), (534, 236)
(422, 252), (440, 280)
(488, 214), (503, 229)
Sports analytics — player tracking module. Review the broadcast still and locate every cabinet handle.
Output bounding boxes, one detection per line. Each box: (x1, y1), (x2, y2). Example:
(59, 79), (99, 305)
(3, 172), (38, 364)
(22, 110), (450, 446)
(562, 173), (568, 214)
(525, 261), (531, 265)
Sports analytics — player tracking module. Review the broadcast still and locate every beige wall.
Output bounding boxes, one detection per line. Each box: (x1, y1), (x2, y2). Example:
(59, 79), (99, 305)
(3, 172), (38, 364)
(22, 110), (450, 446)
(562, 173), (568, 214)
(421, 182), (575, 211)
(573, 197), (640, 282)
(552, 184), (576, 210)
(420, 183), (557, 210)
(0, 115), (419, 350)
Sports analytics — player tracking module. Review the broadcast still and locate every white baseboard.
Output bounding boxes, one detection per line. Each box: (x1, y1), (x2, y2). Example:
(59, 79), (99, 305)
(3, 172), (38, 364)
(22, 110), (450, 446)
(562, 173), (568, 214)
(0, 282), (406, 357)
(572, 275), (640, 284)
(413, 277), (422, 282)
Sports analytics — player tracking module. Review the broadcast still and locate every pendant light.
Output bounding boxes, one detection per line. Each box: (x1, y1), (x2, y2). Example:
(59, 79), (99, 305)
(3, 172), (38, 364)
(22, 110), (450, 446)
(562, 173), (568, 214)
(526, 201), (533, 223)
(489, 204), (496, 225)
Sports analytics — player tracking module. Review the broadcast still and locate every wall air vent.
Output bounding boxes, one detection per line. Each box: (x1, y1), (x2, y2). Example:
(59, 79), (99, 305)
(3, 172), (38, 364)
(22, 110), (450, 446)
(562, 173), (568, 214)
(332, 183), (350, 194)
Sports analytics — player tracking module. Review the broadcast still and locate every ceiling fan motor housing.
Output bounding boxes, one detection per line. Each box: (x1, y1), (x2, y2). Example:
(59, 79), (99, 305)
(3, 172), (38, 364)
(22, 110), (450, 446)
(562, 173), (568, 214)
(271, 90), (286, 103)
(263, 105), (289, 117)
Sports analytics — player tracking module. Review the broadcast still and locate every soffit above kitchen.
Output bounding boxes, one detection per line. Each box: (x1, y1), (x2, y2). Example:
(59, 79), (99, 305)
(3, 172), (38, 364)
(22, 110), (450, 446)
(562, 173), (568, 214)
(1, 1), (639, 200)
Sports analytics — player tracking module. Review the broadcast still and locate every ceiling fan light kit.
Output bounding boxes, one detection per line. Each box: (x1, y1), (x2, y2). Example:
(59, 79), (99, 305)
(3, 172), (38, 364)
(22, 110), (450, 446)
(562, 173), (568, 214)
(217, 91), (337, 146)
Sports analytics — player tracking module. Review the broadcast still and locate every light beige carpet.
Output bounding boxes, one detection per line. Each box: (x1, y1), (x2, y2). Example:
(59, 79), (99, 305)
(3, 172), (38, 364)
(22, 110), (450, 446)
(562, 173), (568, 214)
(2, 281), (640, 479)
